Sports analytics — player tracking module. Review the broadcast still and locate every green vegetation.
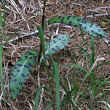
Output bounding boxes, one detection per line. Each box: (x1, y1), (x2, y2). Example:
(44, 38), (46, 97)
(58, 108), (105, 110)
(0, 0), (110, 109)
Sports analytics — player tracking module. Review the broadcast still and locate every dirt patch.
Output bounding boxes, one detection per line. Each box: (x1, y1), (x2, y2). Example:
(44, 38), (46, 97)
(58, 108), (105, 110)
(0, 0), (110, 110)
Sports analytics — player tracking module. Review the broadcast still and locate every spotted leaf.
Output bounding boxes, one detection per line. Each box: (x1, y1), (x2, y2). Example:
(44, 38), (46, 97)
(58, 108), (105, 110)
(46, 16), (108, 38)
(10, 50), (38, 99)
(40, 34), (70, 62)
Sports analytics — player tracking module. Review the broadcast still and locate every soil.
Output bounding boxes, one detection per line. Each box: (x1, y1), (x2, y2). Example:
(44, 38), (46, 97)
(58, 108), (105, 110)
(0, 0), (110, 110)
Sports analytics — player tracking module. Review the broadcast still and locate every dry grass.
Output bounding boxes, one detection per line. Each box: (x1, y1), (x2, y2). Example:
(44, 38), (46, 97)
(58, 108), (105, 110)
(0, 0), (110, 110)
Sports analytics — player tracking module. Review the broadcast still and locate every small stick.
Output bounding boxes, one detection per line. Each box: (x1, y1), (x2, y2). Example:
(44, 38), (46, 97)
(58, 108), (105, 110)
(2, 30), (38, 44)
(103, 38), (110, 46)
(86, 13), (110, 18)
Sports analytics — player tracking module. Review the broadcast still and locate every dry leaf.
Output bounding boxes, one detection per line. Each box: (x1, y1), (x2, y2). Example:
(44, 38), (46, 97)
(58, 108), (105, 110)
(101, 21), (107, 28)
(77, 9), (82, 16)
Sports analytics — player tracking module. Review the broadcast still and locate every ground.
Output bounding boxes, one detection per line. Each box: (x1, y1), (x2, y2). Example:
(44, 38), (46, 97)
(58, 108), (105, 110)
(0, 0), (110, 110)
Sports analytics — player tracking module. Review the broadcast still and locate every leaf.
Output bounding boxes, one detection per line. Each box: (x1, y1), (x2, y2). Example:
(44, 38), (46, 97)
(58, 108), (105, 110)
(37, 25), (46, 64)
(10, 50), (38, 99)
(46, 16), (108, 38)
(63, 64), (87, 72)
(10, 34), (70, 99)
(77, 9), (82, 16)
(45, 102), (53, 110)
(34, 87), (52, 110)
(101, 21), (107, 28)
(40, 34), (70, 62)
(5, 27), (21, 44)
(34, 87), (43, 110)
(0, 44), (6, 108)
(0, 11), (4, 36)
(53, 62), (60, 110)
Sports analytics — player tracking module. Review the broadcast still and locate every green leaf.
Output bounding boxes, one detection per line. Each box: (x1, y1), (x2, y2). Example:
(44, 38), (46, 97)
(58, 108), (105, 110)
(45, 102), (53, 110)
(40, 34), (70, 62)
(38, 25), (46, 56)
(87, 104), (93, 110)
(10, 50), (38, 99)
(0, 11), (5, 36)
(63, 64), (87, 72)
(46, 16), (108, 38)
(53, 62), (60, 110)
(34, 87), (52, 110)
(34, 87), (43, 110)
(0, 44), (6, 108)
(5, 27), (21, 44)
(91, 36), (95, 64)
(37, 25), (46, 64)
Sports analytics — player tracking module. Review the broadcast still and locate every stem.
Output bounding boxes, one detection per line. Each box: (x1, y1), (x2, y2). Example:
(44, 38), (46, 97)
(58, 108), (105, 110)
(0, 44), (6, 110)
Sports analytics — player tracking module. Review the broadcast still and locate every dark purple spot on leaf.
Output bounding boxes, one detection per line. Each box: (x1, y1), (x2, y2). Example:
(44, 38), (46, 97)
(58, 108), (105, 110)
(16, 88), (20, 90)
(96, 24), (98, 27)
(90, 23), (93, 27)
(29, 57), (32, 59)
(13, 66), (17, 69)
(84, 26), (87, 30)
(63, 39), (66, 42)
(74, 25), (78, 27)
(28, 52), (34, 55)
(18, 58), (22, 61)
(10, 89), (15, 93)
(98, 29), (101, 32)
(17, 70), (21, 72)
(28, 63), (33, 67)
(17, 64), (22, 66)
(91, 30), (93, 33)
(51, 48), (57, 52)
(33, 56), (38, 59)
(78, 19), (81, 21)
(79, 24), (82, 27)
(53, 40), (56, 43)
(46, 54), (50, 57)
(61, 36), (64, 38)
(67, 16), (71, 20)
(73, 16), (76, 18)
(19, 82), (23, 85)
(58, 38), (61, 40)
(62, 42), (65, 44)
(21, 74), (26, 77)
(61, 17), (64, 23)
(12, 79), (17, 82)
(11, 74), (16, 77)
(66, 34), (68, 37)
(23, 79), (27, 82)
(10, 77), (14, 80)
(28, 69), (31, 72)
(24, 65), (29, 68)
(56, 46), (60, 50)
(24, 56), (28, 59)
(27, 74), (29, 77)
(64, 44), (66, 47)
(10, 80), (13, 83)
(68, 21), (72, 25)
(58, 16), (61, 19)
(45, 48), (48, 51)
(16, 93), (20, 97)
(100, 34), (102, 37)
(81, 21), (83, 23)
(83, 20), (87, 24)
